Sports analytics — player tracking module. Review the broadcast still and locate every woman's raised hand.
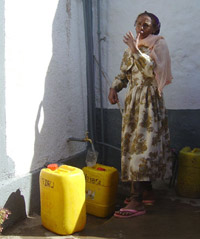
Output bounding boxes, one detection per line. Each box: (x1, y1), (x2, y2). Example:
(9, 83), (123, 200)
(123, 31), (140, 53)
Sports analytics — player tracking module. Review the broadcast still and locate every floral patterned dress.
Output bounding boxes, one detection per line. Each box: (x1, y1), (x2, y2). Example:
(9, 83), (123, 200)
(111, 46), (172, 182)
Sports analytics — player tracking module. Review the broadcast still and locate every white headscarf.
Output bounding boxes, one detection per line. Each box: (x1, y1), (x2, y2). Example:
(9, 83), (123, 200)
(139, 34), (173, 95)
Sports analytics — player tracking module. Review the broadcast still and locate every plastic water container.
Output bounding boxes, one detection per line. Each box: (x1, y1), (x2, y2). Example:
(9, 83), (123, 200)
(40, 164), (86, 235)
(176, 147), (200, 198)
(82, 163), (118, 217)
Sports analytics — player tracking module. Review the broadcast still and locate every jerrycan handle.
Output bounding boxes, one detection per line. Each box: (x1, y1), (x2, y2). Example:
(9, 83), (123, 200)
(59, 165), (76, 172)
(191, 148), (200, 154)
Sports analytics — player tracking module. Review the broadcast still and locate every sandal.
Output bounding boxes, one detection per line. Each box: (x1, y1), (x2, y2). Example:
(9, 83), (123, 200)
(114, 208), (146, 218)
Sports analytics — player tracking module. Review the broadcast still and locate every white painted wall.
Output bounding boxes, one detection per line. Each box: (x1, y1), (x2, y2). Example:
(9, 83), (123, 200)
(1, 0), (87, 180)
(0, 0), (10, 181)
(95, 0), (200, 110)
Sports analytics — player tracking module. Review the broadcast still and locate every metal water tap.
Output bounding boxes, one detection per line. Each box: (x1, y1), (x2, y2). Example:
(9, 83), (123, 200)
(67, 131), (93, 144)
(83, 131), (93, 144)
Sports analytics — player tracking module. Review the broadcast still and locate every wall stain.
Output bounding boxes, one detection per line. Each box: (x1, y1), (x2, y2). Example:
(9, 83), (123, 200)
(66, 0), (71, 52)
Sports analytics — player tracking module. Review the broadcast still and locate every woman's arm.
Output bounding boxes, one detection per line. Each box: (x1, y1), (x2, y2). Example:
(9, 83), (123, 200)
(109, 49), (134, 104)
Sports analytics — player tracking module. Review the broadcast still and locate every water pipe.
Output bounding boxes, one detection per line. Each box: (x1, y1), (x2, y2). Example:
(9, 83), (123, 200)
(97, 0), (105, 163)
(82, 0), (95, 142)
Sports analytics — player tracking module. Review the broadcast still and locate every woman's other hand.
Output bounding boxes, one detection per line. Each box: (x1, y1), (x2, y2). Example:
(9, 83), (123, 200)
(123, 31), (140, 54)
(108, 88), (119, 104)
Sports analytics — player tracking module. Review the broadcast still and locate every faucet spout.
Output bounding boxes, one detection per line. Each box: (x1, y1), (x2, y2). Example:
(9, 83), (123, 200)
(83, 131), (93, 144)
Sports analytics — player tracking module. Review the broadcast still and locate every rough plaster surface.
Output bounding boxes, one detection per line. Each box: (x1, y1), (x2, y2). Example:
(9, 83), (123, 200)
(94, 0), (200, 110)
(0, 0), (9, 180)
(1, 0), (87, 182)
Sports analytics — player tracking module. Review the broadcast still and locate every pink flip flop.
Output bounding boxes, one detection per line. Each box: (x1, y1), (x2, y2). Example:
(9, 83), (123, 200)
(114, 209), (146, 218)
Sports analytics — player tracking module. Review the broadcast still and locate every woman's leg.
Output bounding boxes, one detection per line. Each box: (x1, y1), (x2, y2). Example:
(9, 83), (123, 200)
(142, 181), (155, 205)
(124, 181), (155, 205)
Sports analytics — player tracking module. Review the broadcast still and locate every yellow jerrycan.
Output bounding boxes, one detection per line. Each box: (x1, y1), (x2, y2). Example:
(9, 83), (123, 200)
(40, 164), (86, 235)
(82, 163), (119, 217)
(176, 147), (200, 198)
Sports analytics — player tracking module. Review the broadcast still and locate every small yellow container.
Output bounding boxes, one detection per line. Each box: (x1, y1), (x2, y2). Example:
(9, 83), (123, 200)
(176, 147), (200, 198)
(40, 164), (86, 235)
(82, 163), (118, 217)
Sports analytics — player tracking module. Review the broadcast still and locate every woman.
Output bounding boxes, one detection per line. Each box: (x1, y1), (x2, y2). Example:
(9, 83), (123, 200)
(108, 11), (173, 218)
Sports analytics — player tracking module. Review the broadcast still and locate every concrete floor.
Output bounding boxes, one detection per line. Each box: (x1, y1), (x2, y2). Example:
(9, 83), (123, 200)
(1, 183), (200, 239)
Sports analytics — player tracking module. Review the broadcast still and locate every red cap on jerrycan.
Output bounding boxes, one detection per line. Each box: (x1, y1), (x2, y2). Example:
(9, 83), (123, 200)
(97, 167), (106, 171)
(47, 164), (58, 171)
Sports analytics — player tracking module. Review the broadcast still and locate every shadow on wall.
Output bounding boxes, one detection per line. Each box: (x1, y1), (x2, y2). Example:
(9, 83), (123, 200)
(29, 0), (84, 215)
(31, 0), (73, 173)
(29, 0), (72, 214)
(3, 189), (26, 231)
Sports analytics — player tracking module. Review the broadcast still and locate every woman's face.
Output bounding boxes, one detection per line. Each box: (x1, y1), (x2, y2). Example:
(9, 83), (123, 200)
(135, 15), (154, 39)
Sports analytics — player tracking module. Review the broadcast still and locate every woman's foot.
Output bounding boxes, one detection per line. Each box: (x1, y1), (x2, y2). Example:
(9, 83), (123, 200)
(142, 190), (155, 205)
(114, 199), (146, 218)
(124, 193), (138, 204)
(124, 190), (155, 205)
